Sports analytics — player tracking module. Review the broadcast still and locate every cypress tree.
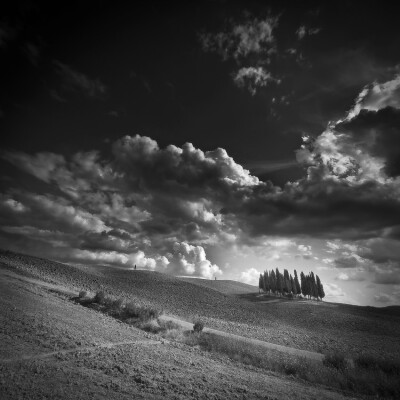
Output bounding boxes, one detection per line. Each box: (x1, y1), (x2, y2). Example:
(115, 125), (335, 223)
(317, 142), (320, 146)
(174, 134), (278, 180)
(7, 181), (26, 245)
(276, 268), (283, 296)
(269, 269), (277, 294)
(316, 275), (325, 300)
(259, 274), (263, 293)
(290, 274), (296, 295)
(283, 269), (291, 293)
(294, 270), (301, 296)
(310, 272), (318, 299)
(300, 271), (307, 297)
(264, 270), (270, 293)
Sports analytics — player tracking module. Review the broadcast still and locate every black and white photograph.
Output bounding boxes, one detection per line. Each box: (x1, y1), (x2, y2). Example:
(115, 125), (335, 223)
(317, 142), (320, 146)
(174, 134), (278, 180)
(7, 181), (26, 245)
(1, 1), (400, 398)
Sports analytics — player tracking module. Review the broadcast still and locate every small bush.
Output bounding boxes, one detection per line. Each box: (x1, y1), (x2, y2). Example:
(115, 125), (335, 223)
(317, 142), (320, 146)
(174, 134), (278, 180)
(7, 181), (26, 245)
(323, 352), (349, 371)
(93, 291), (106, 304)
(355, 354), (400, 375)
(162, 328), (184, 341)
(109, 298), (124, 310)
(79, 290), (88, 299)
(123, 301), (160, 322)
(193, 320), (205, 333)
(182, 331), (202, 347)
(139, 319), (162, 334)
(158, 319), (181, 332)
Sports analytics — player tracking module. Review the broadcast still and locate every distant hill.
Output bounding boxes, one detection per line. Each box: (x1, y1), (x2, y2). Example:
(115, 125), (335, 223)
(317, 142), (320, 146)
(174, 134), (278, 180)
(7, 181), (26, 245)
(177, 277), (258, 295)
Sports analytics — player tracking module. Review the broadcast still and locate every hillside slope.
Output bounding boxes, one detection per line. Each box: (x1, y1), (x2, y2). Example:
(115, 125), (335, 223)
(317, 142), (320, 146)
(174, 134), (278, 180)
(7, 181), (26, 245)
(1, 249), (399, 359)
(177, 277), (258, 295)
(1, 266), (358, 400)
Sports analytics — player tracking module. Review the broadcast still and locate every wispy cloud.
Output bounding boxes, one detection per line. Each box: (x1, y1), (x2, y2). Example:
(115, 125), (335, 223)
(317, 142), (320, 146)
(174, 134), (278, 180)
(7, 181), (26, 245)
(24, 42), (41, 66)
(0, 22), (17, 48)
(200, 15), (278, 61)
(232, 66), (276, 95)
(53, 60), (107, 99)
(296, 25), (320, 40)
(199, 13), (279, 94)
(244, 159), (298, 173)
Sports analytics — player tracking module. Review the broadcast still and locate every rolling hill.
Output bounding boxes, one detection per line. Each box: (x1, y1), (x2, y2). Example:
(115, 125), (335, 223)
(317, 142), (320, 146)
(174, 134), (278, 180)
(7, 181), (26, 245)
(1, 249), (399, 360)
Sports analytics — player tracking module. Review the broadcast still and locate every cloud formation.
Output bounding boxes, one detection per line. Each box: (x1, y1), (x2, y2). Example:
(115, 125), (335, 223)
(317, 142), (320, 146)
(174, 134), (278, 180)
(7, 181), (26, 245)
(233, 67), (275, 95)
(200, 15), (277, 61)
(296, 25), (320, 40)
(2, 75), (400, 285)
(240, 267), (260, 285)
(199, 13), (279, 94)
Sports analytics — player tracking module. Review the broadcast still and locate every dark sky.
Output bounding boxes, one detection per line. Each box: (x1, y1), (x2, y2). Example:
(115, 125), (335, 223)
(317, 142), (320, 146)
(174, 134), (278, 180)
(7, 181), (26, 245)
(1, 1), (400, 306)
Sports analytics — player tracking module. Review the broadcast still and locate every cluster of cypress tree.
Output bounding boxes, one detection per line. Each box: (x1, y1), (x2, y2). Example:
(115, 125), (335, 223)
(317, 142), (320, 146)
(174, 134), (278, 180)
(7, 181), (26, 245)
(258, 268), (325, 300)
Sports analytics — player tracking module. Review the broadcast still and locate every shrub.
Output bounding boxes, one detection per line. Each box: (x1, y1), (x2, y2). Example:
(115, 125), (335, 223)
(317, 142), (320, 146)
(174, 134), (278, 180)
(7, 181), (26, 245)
(109, 297), (124, 310)
(79, 290), (88, 299)
(93, 291), (106, 304)
(158, 319), (181, 332)
(162, 328), (184, 341)
(355, 354), (400, 375)
(323, 352), (349, 371)
(139, 319), (162, 334)
(123, 301), (160, 322)
(193, 320), (205, 333)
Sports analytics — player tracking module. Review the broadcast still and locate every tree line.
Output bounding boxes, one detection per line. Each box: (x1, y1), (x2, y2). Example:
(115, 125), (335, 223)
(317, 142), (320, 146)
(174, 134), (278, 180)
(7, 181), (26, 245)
(258, 268), (325, 300)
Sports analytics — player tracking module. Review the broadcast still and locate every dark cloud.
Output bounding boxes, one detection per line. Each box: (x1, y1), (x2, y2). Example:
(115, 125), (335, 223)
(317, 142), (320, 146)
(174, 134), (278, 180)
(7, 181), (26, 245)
(334, 256), (362, 269)
(336, 107), (400, 177)
(3, 69), (400, 280)
(374, 271), (400, 285)
(374, 293), (392, 303)
(358, 238), (400, 265)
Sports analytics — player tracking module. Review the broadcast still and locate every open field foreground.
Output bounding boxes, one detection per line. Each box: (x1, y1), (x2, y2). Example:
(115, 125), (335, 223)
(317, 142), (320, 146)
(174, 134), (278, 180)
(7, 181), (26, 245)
(1, 250), (400, 399)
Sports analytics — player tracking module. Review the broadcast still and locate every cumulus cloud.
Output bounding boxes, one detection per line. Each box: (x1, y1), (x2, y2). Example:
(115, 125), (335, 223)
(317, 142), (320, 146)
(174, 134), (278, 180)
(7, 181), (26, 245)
(240, 267), (260, 285)
(296, 244), (313, 259)
(233, 67), (275, 95)
(324, 283), (345, 297)
(345, 75), (400, 120)
(53, 60), (107, 99)
(3, 73), (400, 284)
(171, 242), (222, 279)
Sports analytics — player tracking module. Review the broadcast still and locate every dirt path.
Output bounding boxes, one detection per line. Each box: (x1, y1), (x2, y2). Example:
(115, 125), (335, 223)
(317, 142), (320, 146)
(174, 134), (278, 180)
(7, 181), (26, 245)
(158, 315), (324, 362)
(1, 339), (161, 364)
(256, 299), (281, 304)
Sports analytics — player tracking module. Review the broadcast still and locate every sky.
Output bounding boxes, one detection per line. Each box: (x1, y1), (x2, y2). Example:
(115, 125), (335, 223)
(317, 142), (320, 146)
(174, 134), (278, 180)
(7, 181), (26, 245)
(1, 1), (400, 307)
